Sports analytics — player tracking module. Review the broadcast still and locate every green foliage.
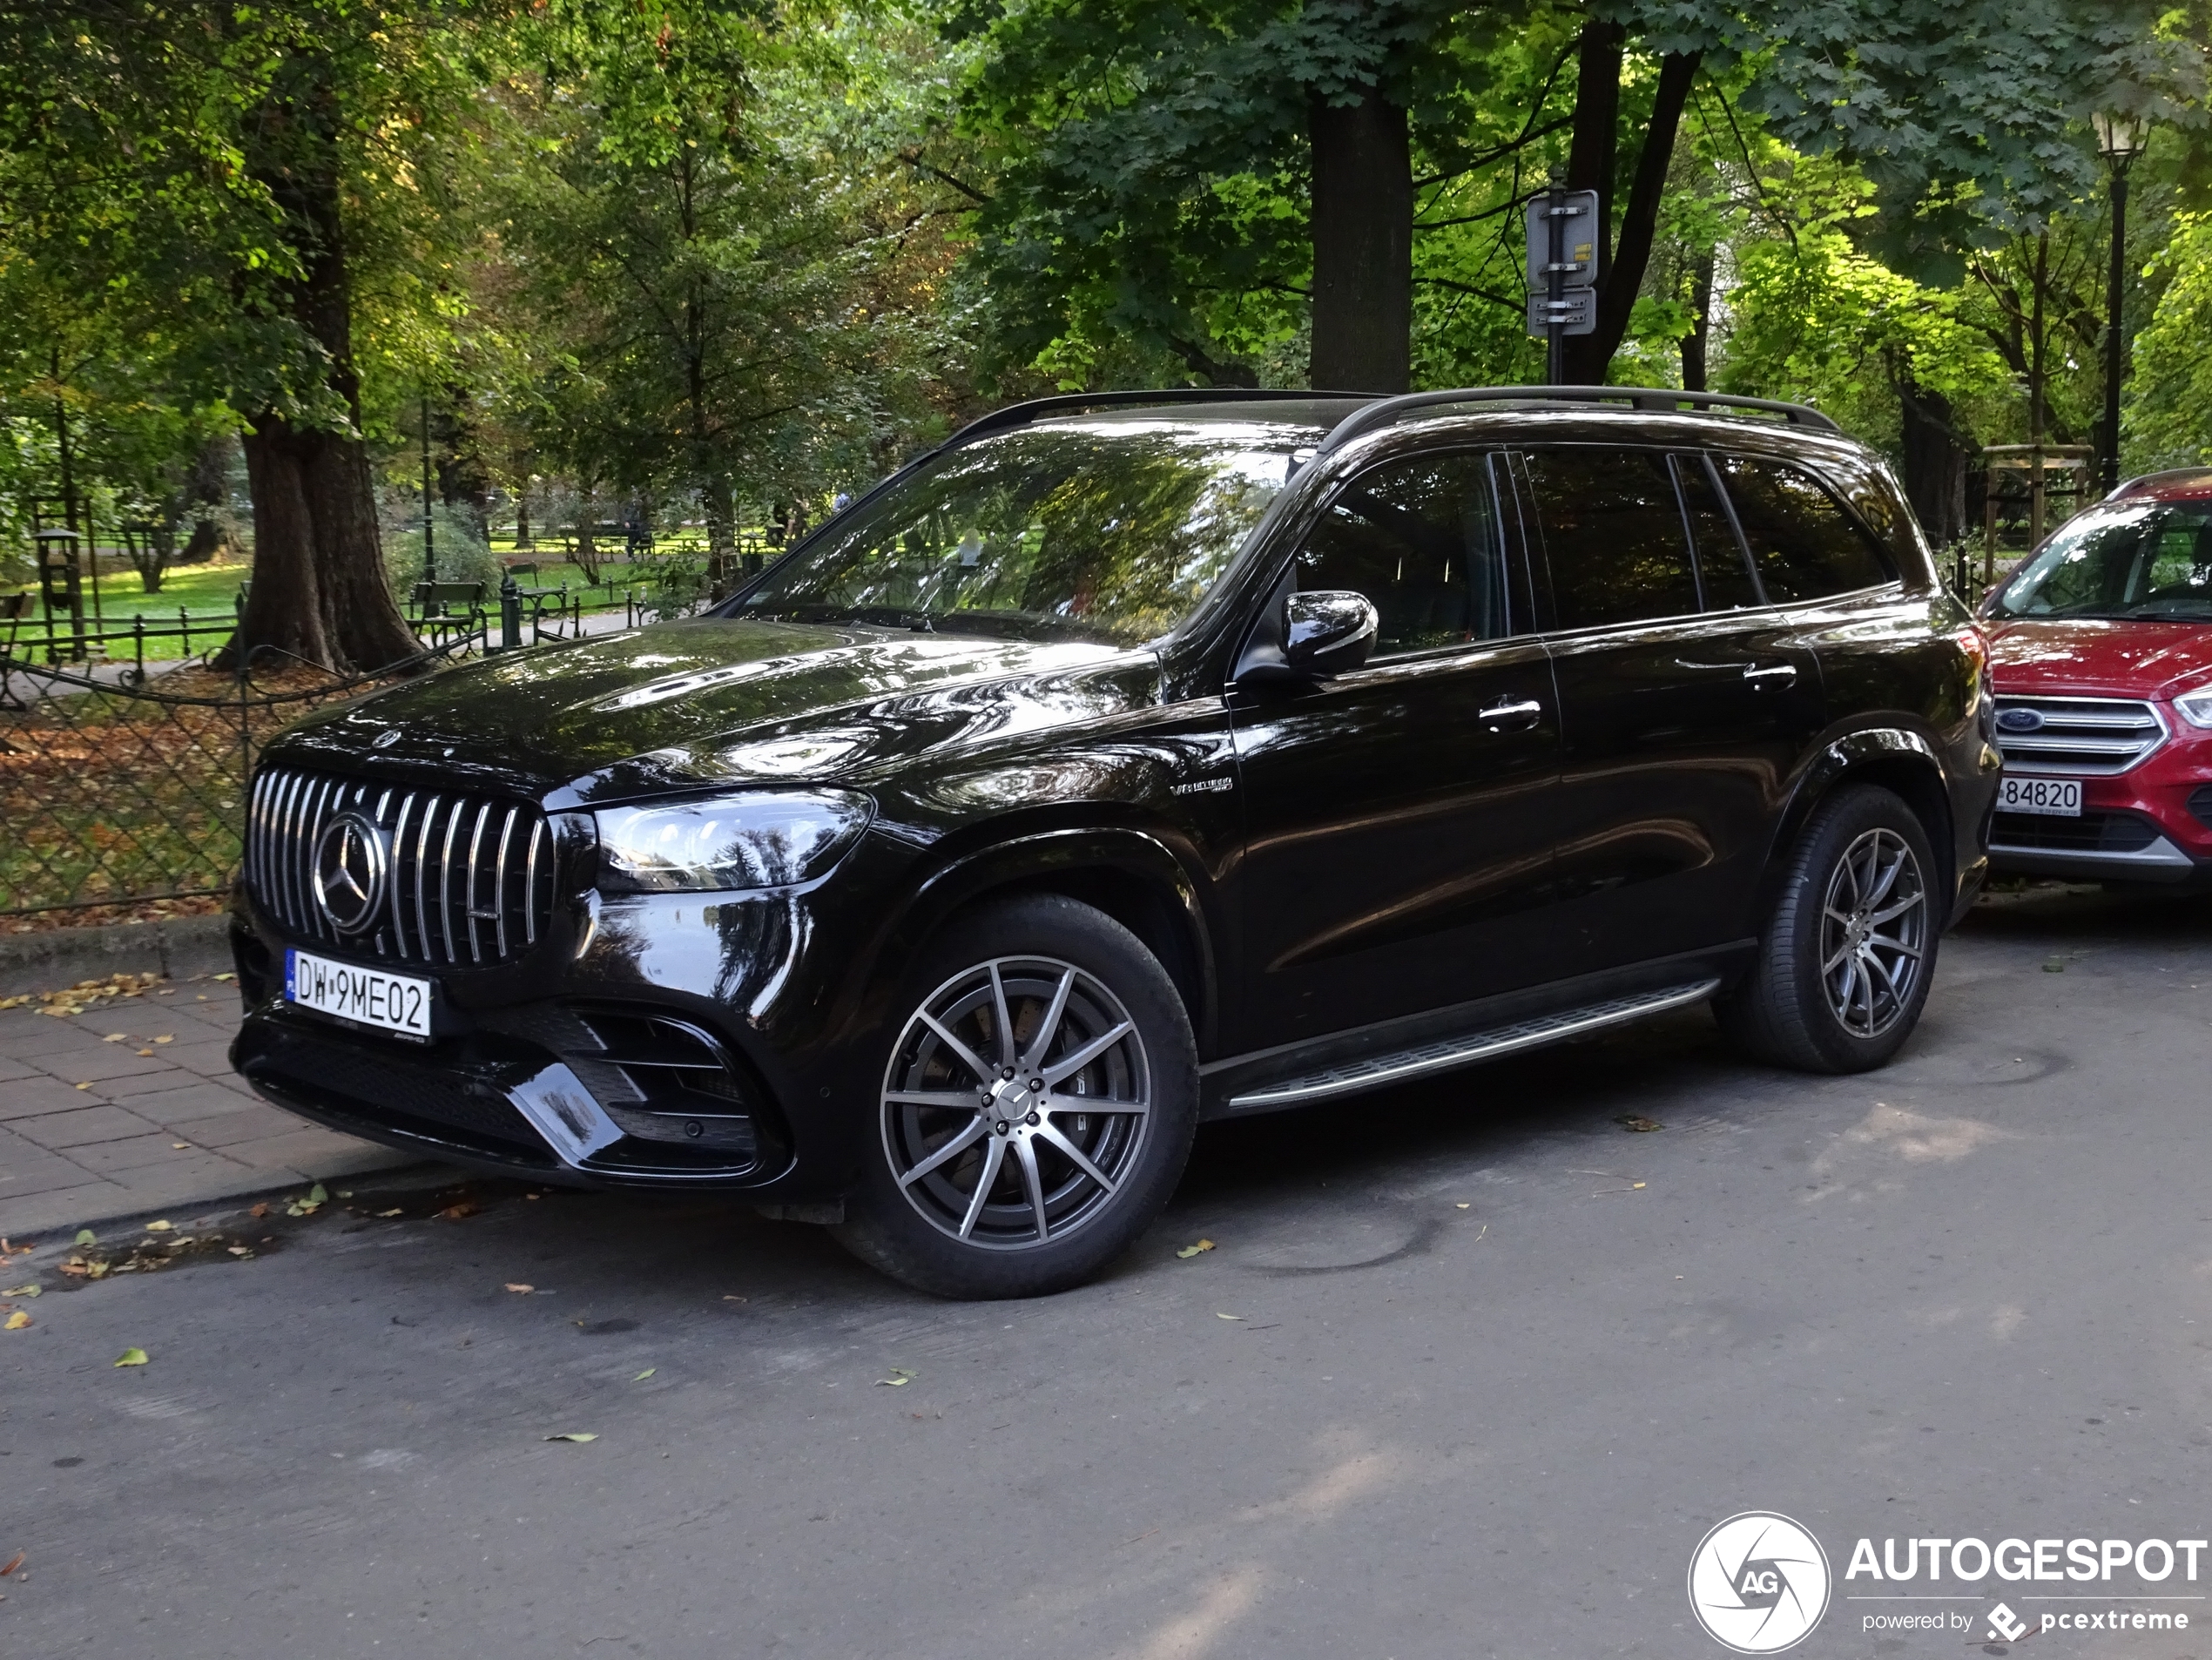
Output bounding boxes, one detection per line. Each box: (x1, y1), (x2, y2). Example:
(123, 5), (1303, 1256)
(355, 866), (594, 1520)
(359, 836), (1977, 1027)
(383, 504), (502, 594)
(1747, 0), (2205, 280)
(2129, 214), (2212, 469)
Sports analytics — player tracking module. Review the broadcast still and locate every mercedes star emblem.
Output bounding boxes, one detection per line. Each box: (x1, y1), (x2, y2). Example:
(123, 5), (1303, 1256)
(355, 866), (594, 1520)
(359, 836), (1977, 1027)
(312, 809), (388, 935)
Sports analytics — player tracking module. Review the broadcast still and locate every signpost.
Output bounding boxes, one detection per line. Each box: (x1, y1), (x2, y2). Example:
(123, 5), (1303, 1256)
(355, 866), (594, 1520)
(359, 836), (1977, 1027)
(1525, 187), (1600, 383)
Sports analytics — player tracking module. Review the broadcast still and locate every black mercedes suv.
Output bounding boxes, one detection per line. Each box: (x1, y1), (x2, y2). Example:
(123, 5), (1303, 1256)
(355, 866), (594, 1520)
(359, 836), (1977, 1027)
(230, 387), (2000, 1297)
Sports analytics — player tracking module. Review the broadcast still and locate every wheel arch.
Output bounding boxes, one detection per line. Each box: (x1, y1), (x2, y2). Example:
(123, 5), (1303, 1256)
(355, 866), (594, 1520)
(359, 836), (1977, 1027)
(873, 827), (1221, 1055)
(1764, 728), (1957, 924)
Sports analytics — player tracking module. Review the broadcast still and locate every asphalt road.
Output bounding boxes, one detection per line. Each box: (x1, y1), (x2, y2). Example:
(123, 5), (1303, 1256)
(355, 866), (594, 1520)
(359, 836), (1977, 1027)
(3, 882), (2211, 1660)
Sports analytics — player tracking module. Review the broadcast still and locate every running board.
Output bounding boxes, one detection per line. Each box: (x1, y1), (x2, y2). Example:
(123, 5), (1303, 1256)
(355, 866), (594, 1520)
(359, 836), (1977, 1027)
(1221, 979), (1722, 1113)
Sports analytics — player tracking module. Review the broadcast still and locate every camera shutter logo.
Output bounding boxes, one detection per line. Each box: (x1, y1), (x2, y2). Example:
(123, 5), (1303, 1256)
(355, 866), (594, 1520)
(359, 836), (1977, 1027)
(312, 810), (388, 935)
(1688, 1512), (1831, 1653)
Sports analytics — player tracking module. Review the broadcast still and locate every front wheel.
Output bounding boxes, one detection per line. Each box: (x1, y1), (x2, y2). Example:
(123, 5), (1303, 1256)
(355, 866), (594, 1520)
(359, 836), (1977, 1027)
(833, 895), (1198, 1299)
(1717, 784), (1939, 1073)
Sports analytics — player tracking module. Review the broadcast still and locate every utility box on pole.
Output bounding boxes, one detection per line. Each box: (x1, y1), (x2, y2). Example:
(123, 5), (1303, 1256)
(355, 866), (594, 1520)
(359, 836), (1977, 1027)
(1525, 188), (1600, 382)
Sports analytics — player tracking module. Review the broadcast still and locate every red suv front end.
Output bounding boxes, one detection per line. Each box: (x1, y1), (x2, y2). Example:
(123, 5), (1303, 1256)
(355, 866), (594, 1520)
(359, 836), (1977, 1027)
(1980, 469), (2212, 886)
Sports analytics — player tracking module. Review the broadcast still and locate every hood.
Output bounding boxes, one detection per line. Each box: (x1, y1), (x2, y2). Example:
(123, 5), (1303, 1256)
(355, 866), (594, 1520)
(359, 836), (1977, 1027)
(272, 617), (1146, 803)
(1985, 616), (2212, 702)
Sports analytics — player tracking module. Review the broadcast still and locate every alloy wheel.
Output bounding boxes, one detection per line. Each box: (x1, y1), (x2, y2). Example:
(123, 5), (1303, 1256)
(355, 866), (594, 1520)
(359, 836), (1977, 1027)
(880, 955), (1152, 1251)
(1817, 827), (1927, 1039)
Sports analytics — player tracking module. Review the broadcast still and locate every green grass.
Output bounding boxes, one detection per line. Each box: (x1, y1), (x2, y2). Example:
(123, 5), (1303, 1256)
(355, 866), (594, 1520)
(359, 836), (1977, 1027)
(44, 557), (251, 622)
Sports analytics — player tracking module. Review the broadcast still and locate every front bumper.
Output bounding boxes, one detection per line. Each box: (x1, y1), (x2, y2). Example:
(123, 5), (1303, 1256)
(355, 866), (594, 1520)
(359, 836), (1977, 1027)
(226, 875), (893, 1199)
(1988, 728), (2212, 886)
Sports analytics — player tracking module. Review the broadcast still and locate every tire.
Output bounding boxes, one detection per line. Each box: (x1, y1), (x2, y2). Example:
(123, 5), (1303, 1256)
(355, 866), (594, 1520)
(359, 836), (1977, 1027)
(832, 894), (1199, 1299)
(1716, 784), (1940, 1074)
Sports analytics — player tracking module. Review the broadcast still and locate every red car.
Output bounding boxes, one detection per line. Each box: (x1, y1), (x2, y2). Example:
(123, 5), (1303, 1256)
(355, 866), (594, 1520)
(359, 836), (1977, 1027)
(1979, 466), (2212, 886)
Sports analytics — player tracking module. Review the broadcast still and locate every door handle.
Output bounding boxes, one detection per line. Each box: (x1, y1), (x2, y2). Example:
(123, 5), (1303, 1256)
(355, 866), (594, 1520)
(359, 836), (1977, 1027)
(1743, 663), (1797, 689)
(1479, 697), (1544, 732)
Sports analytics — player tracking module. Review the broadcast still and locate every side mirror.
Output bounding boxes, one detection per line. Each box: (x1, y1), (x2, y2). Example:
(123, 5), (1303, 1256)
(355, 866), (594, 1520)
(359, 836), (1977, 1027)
(1285, 590), (1379, 677)
(1235, 588), (1379, 687)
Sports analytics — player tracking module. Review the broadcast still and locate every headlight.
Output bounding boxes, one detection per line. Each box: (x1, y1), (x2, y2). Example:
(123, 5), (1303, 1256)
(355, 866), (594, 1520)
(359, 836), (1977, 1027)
(593, 792), (872, 892)
(2175, 687), (2212, 730)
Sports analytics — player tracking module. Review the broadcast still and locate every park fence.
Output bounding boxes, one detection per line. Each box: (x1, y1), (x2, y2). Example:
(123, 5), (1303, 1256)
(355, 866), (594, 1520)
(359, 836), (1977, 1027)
(0, 650), (443, 919)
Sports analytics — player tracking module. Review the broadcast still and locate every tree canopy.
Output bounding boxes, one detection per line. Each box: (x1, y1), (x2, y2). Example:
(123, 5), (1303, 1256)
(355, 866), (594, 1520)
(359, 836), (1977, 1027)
(1, 0), (2206, 665)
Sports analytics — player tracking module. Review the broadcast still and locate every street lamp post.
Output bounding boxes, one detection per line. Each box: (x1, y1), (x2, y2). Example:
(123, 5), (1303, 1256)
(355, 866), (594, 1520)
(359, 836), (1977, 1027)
(2094, 109), (2149, 497)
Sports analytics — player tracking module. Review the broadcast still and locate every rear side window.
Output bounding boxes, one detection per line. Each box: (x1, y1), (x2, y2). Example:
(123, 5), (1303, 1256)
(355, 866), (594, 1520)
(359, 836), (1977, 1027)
(1674, 454), (1761, 611)
(1297, 450), (1516, 656)
(1716, 455), (1893, 601)
(1521, 448), (1700, 629)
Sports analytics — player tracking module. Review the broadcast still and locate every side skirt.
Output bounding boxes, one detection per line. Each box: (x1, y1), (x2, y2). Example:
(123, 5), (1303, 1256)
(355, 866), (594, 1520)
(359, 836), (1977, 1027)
(1198, 942), (1751, 1120)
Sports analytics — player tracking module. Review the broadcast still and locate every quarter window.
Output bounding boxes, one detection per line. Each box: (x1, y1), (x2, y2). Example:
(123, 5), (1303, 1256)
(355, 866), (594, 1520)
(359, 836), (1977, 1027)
(1521, 448), (1701, 629)
(1716, 455), (1893, 601)
(1295, 450), (1515, 656)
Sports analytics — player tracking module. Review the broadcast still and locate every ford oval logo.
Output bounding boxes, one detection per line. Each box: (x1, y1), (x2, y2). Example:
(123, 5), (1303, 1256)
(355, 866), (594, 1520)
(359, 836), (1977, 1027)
(1995, 707), (2045, 733)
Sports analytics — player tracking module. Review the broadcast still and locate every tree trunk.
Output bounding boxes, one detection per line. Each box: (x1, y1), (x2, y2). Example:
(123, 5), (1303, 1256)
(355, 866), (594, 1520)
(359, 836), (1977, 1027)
(1898, 376), (1970, 549)
(1563, 21), (1625, 292)
(1563, 47), (1701, 385)
(223, 78), (416, 676)
(1681, 247), (1716, 391)
(1308, 92), (1412, 393)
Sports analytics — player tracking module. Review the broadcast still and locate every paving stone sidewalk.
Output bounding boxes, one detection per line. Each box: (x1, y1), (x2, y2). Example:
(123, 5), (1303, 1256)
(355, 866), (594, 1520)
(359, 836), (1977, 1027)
(0, 973), (416, 1237)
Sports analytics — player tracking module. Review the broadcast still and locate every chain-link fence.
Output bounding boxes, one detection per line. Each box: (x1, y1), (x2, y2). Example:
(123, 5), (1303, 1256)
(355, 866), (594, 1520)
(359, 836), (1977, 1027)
(0, 653), (409, 918)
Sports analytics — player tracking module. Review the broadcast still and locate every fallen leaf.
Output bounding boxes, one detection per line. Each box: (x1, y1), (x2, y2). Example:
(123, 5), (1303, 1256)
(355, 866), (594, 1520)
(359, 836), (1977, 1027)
(136, 1049), (153, 1057)
(1215, 1312), (1244, 1321)
(1, 1285), (34, 1298)
(102, 1033), (126, 1043)
(632, 1368), (656, 1381)
(1633, 1181), (1646, 1189)
(3, 1312), (29, 1331)
(721, 1294), (747, 1303)
(307, 1184), (328, 1205)
(1455, 1202), (1471, 1209)
(85, 1260), (110, 1279)
(249, 1203), (269, 1218)
(74, 1230), (96, 1247)
(376, 1208), (403, 1218)
(171, 1143), (190, 1151)
(1617, 1115), (1662, 1132)
(543, 1432), (597, 1442)
(1176, 1238), (1217, 1258)
(73, 1082), (91, 1090)
(226, 1246), (252, 1257)
(153, 1035), (172, 1044)
(503, 1283), (534, 1294)
(0, 1552), (20, 1576)
(144, 1220), (172, 1232)
(213, 972), (235, 982)
(113, 1347), (148, 1367)
(438, 1202), (479, 1220)
(875, 1367), (918, 1387)
(2043, 961), (2066, 973)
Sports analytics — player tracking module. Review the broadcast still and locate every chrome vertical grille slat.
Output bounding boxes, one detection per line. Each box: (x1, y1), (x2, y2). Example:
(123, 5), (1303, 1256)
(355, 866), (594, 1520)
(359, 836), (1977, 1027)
(464, 802), (491, 965)
(523, 819), (545, 945)
(437, 799), (463, 963)
(493, 806), (517, 960)
(240, 766), (554, 966)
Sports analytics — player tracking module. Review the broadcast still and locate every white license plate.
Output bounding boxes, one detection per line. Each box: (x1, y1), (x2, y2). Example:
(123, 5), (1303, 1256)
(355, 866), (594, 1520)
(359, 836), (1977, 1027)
(285, 949), (433, 1039)
(1997, 776), (2082, 817)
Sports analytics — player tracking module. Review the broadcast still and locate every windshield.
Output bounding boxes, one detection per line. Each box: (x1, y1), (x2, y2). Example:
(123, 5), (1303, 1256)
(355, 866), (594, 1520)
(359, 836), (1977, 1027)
(733, 418), (1315, 644)
(1992, 498), (2212, 622)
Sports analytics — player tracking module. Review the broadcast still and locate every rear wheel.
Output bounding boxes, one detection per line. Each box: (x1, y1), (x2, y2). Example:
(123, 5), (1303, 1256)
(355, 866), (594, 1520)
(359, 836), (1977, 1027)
(1718, 784), (1939, 1073)
(833, 895), (1198, 1299)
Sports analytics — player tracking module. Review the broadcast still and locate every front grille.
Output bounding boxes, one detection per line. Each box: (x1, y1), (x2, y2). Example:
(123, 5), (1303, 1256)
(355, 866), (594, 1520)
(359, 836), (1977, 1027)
(1994, 696), (2166, 775)
(246, 766), (555, 965)
(1991, 811), (2161, 853)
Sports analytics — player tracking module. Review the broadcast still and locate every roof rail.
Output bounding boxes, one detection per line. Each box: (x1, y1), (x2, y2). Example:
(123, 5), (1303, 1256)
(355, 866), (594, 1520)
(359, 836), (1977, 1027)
(1317, 385), (1839, 455)
(944, 387), (1376, 451)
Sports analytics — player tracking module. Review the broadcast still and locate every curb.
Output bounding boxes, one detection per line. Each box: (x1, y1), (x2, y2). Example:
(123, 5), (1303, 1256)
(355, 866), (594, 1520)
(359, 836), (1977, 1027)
(0, 914), (234, 997)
